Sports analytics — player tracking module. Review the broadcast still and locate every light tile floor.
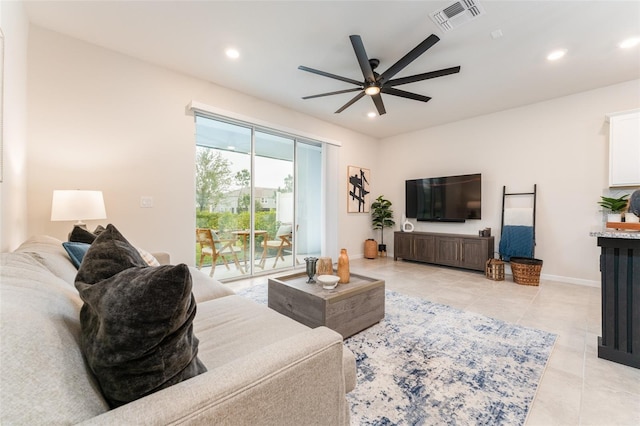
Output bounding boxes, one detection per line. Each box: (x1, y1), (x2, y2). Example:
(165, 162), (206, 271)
(224, 257), (640, 425)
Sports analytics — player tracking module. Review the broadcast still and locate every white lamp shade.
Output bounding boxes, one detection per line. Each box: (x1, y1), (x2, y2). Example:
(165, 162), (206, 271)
(51, 190), (107, 222)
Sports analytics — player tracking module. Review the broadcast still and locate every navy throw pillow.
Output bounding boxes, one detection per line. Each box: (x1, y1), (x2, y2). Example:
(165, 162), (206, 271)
(62, 242), (91, 268)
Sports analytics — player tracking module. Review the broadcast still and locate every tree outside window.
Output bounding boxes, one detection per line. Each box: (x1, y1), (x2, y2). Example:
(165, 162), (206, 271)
(195, 147), (232, 212)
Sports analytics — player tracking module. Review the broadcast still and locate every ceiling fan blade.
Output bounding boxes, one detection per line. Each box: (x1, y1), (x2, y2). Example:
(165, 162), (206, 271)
(378, 34), (440, 85)
(381, 87), (432, 103)
(371, 94), (386, 115)
(298, 65), (362, 86)
(302, 87), (363, 100)
(335, 91), (365, 113)
(350, 35), (375, 83)
(386, 66), (461, 87)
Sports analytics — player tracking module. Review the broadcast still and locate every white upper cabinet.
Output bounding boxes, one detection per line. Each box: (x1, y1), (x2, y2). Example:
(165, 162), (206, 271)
(607, 109), (640, 187)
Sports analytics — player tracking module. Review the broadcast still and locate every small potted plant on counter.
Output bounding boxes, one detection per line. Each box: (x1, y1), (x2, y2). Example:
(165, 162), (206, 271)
(371, 195), (395, 257)
(598, 194), (629, 222)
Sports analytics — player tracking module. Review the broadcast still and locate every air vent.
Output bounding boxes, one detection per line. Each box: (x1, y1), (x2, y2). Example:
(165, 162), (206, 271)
(429, 0), (485, 32)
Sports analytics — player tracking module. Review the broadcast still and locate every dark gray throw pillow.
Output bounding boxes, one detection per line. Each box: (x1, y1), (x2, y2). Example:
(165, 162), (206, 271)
(69, 224), (106, 244)
(74, 224), (206, 407)
(75, 224), (147, 285)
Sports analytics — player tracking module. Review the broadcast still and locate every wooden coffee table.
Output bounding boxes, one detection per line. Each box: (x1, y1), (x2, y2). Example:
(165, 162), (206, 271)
(268, 271), (385, 338)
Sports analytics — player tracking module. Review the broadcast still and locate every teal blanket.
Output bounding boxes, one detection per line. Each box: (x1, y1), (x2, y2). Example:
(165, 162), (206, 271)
(499, 225), (534, 261)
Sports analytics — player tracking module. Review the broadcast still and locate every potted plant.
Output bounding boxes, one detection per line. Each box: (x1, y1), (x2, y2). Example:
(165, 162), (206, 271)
(598, 194), (629, 222)
(371, 195), (395, 256)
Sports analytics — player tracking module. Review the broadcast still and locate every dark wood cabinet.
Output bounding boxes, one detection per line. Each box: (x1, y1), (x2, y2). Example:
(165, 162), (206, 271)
(461, 238), (491, 270)
(395, 231), (494, 272)
(414, 234), (436, 263)
(597, 237), (640, 369)
(394, 233), (435, 262)
(435, 236), (460, 266)
(394, 232), (414, 260)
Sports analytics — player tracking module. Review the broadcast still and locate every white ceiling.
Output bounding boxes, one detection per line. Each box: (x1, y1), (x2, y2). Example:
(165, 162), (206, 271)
(24, 0), (640, 139)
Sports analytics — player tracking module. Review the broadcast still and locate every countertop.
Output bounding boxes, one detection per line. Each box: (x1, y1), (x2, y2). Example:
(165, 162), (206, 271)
(590, 229), (640, 239)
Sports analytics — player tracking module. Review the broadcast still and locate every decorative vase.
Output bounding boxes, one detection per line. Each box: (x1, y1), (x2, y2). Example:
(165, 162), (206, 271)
(304, 257), (318, 283)
(337, 249), (350, 284)
(364, 239), (377, 259)
(317, 257), (333, 275)
(401, 213), (414, 232)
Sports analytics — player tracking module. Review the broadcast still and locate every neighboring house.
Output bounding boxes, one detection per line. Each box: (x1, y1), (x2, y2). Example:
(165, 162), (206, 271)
(214, 187), (279, 213)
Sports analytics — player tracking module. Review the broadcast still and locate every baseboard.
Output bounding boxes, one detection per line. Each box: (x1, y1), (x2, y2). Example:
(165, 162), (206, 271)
(389, 252), (601, 288)
(537, 273), (600, 288)
(503, 263), (600, 287)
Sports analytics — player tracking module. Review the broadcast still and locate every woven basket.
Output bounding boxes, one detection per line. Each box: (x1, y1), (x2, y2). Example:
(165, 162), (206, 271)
(485, 258), (505, 281)
(510, 257), (543, 286)
(364, 239), (377, 259)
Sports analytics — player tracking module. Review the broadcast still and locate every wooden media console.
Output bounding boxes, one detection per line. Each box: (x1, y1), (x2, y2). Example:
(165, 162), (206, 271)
(394, 231), (495, 272)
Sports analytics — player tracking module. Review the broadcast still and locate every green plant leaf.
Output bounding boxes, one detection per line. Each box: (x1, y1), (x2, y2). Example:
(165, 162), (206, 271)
(598, 195), (629, 213)
(371, 195), (395, 244)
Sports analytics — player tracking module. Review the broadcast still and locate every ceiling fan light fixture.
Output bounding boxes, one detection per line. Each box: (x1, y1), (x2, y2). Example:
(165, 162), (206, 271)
(298, 33), (459, 114)
(364, 85), (381, 96)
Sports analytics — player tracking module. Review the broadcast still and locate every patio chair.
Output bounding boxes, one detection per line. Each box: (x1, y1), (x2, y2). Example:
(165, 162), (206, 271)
(259, 224), (292, 268)
(196, 228), (245, 277)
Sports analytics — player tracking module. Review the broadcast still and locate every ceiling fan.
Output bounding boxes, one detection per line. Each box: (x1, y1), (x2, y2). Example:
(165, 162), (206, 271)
(298, 34), (461, 115)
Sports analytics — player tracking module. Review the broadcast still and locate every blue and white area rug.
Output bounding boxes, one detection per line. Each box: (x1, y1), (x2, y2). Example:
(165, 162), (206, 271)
(237, 285), (556, 425)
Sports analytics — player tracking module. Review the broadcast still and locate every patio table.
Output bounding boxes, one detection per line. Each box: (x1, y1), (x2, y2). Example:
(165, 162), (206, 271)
(231, 230), (268, 268)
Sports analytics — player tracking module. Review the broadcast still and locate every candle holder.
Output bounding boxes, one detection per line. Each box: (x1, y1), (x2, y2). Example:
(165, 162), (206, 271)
(304, 257), (318, 283)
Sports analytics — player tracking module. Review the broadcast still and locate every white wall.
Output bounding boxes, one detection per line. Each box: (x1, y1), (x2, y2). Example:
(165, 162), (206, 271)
(22, 24), (638, 285)
(26, 26), (378, 264)
(378, 79), (640, 285)
(0, 1), (29, 252)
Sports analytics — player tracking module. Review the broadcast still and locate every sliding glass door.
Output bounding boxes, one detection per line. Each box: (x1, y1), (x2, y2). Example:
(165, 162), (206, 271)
(253, 131), (294, 271)
(195, 118), (251, 280)
(195, 114), (323, 280)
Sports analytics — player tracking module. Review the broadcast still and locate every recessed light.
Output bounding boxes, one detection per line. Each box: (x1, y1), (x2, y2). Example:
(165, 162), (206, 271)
(367, 112), (376, 118)
(225, 48), (240, 59)
(546, 49), (567, 61)
(620, 37), (640, 49)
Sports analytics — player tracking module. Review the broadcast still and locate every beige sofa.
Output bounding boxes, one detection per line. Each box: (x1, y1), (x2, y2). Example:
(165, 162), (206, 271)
(0, 235), (356, 425)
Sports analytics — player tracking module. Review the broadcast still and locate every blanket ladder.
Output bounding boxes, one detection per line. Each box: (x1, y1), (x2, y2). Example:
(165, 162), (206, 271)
(500, 184), (537, 257)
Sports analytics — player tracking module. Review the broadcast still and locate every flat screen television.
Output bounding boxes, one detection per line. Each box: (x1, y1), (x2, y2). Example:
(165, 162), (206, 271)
(406, 173), (481, 222)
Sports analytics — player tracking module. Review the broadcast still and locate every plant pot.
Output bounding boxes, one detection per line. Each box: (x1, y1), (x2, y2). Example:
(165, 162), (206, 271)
(607, 213), (622, 223)
(378, 243), (387, 257)
(364, 239), (377, 259)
